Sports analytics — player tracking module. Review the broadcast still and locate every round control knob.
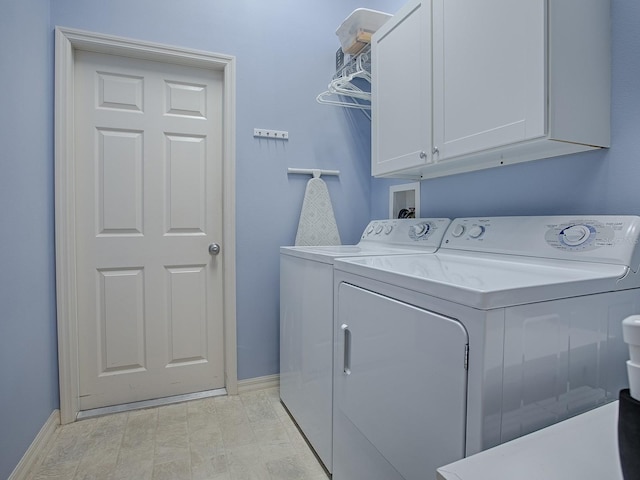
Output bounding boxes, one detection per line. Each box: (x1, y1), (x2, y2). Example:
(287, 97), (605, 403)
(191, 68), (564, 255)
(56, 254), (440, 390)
(384, 225), (393, 235)
(468, 225), (485, 239)
(375, 225), (384, 234)
(366, 225), (375, 235)
(411, 223), (431, 237)
(561, 225), (591, 246)
(451, 224), (465, 237)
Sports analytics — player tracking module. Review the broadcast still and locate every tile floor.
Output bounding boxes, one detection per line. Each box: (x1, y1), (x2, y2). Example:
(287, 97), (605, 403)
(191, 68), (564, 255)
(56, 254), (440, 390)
(30, 388), (329, 480)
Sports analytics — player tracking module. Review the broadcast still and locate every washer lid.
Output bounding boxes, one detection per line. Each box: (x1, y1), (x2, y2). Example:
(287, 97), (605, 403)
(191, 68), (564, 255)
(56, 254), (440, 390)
(334, 251), (630, 309)
(279, 243), (438, 263)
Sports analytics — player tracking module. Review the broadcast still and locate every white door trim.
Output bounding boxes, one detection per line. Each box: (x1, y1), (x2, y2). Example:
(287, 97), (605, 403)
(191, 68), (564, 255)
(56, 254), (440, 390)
(54, 26), (238, 424)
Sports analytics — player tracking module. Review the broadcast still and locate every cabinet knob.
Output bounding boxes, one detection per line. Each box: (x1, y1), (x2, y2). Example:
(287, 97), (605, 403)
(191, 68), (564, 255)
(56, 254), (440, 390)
(432, 146), (439, 155)
(419, 151), (427, 159)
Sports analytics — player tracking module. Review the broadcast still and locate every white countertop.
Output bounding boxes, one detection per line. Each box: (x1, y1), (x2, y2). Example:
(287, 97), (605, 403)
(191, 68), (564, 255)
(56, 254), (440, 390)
(437, 402), (622, 480)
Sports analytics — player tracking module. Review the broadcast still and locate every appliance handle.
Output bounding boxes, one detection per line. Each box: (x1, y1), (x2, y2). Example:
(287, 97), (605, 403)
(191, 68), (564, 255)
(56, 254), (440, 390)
(341, 324), (351, 375)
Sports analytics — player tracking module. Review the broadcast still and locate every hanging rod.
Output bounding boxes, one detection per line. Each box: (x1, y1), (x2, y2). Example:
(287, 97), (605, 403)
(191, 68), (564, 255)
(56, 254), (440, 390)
(287, 168), (340, 178)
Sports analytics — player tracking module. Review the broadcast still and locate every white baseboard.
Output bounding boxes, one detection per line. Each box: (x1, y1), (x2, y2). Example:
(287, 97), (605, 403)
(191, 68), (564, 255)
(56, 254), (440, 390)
(237, 374), (280, 393)
(9, 409), (60, 480)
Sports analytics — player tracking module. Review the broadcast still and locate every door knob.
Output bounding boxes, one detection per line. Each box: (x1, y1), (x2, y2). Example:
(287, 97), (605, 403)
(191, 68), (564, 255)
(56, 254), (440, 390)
(208, 243), (221, 256)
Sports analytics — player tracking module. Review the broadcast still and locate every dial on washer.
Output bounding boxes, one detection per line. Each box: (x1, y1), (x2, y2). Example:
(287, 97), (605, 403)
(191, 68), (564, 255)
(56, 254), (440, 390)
(411, 223), (431, 237)
(561, 225), (591, 246)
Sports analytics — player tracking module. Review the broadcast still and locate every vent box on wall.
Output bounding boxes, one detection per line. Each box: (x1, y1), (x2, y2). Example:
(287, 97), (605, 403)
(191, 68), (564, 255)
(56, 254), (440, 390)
(389, 182), (420, 219)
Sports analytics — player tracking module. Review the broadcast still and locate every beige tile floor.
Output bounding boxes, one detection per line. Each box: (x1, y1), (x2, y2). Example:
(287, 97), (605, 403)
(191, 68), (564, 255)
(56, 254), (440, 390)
(30, 387), (329, 480)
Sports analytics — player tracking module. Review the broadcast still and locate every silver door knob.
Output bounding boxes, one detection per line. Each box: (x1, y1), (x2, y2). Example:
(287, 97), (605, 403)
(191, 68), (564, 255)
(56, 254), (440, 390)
(208, 243), (221, 256)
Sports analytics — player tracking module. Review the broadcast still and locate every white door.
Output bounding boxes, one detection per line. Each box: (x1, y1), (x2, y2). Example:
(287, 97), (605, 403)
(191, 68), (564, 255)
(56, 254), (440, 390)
(371, 0), (432, 176)
(74, 50), (225, 410)
(432, 0), (545, 161)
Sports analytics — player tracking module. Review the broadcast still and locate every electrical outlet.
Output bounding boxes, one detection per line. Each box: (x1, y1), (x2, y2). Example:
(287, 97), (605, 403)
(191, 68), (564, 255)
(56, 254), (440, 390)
(254, 128), (289, 140)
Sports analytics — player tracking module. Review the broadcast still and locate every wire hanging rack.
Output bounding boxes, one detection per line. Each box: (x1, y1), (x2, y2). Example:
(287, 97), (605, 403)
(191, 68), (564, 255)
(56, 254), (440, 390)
(316, 44), (372, 119)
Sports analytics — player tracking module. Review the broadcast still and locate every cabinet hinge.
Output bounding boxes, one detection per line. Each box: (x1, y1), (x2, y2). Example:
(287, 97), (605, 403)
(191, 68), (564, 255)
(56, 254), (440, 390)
(464, 344), (469, 370)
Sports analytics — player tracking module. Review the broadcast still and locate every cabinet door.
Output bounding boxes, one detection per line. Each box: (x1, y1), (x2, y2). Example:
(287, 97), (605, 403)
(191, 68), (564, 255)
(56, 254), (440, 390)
(432, 0), (546, 162)
(371, 0), (431, 177)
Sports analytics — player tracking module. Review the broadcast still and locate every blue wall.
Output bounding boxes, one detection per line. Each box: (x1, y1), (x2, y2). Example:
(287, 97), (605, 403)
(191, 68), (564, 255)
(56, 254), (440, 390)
(3, 0), (639, 476)
(0, 0), (58, 478)
(372, 1), (640, 220)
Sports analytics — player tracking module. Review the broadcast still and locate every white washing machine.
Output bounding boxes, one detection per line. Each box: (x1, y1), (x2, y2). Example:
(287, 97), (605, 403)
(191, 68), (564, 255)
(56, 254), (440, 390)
(332, 216), (640, 480)
(279, 217), (451, 472)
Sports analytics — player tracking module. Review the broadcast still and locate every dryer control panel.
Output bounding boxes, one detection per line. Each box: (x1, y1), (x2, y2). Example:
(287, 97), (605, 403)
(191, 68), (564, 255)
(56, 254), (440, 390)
(360, 218), (451, 248)
(442, 216), (640, 268)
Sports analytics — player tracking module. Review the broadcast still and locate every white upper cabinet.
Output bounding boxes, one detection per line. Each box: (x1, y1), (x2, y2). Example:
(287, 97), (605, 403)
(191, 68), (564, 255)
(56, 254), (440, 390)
(432, 0), (545, 162)
(372, 0), (611, 179)
(372, 0), (432, 177)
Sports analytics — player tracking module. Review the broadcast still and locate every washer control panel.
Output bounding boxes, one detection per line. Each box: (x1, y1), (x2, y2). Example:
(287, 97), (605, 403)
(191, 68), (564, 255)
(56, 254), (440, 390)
(361, 218), (451, 247)
(443, 218), (492, 244)
(442, 216), (640, 266)
(544, 220), (616, 251)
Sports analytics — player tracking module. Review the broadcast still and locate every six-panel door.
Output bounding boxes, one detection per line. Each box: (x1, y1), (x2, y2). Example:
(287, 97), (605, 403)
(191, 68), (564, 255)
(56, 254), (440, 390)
(74, 50), (225, 410)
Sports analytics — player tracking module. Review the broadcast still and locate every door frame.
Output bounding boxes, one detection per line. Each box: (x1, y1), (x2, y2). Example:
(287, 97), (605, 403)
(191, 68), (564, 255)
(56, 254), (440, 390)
(54, 26), (238, 424)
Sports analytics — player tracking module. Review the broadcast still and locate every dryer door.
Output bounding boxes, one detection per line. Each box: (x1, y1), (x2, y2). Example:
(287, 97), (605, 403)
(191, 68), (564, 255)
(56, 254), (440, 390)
(334, 282), (469, 480)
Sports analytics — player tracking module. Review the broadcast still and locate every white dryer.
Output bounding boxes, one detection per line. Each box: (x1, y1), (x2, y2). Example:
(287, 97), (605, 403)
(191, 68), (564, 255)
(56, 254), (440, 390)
(332, 216), (640, 480)
(279, 217), (451, 472)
